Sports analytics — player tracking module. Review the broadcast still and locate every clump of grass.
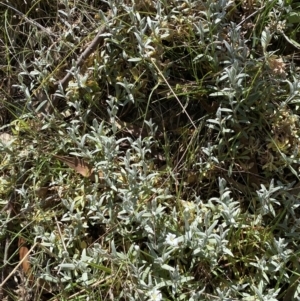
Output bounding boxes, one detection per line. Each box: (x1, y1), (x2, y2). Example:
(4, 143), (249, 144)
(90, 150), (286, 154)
(1, 0), (300, 300)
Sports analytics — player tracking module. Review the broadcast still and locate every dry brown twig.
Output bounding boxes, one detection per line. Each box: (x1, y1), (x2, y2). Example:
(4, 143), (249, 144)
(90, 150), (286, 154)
(44, 10), (113, 114)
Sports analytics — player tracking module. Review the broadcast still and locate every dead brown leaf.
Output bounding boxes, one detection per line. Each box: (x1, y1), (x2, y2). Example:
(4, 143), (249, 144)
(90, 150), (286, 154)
(53, 155), (107, 183)
(53, 155), (95, 180)
(35, 186), (49, 198)
(18, 237), (33, 283)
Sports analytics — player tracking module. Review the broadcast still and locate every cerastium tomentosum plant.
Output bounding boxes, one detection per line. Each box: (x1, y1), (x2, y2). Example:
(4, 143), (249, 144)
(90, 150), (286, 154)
(2, 0), (300, 300)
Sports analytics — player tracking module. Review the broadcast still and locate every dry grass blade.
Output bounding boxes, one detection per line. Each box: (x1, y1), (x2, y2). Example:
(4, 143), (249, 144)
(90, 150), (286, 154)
(0, 242), (37, 289)
(114, 119), (148, 137)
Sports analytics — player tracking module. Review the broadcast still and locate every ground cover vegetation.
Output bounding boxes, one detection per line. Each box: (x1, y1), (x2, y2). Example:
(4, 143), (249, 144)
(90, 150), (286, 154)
(1, 0), (300, 300)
